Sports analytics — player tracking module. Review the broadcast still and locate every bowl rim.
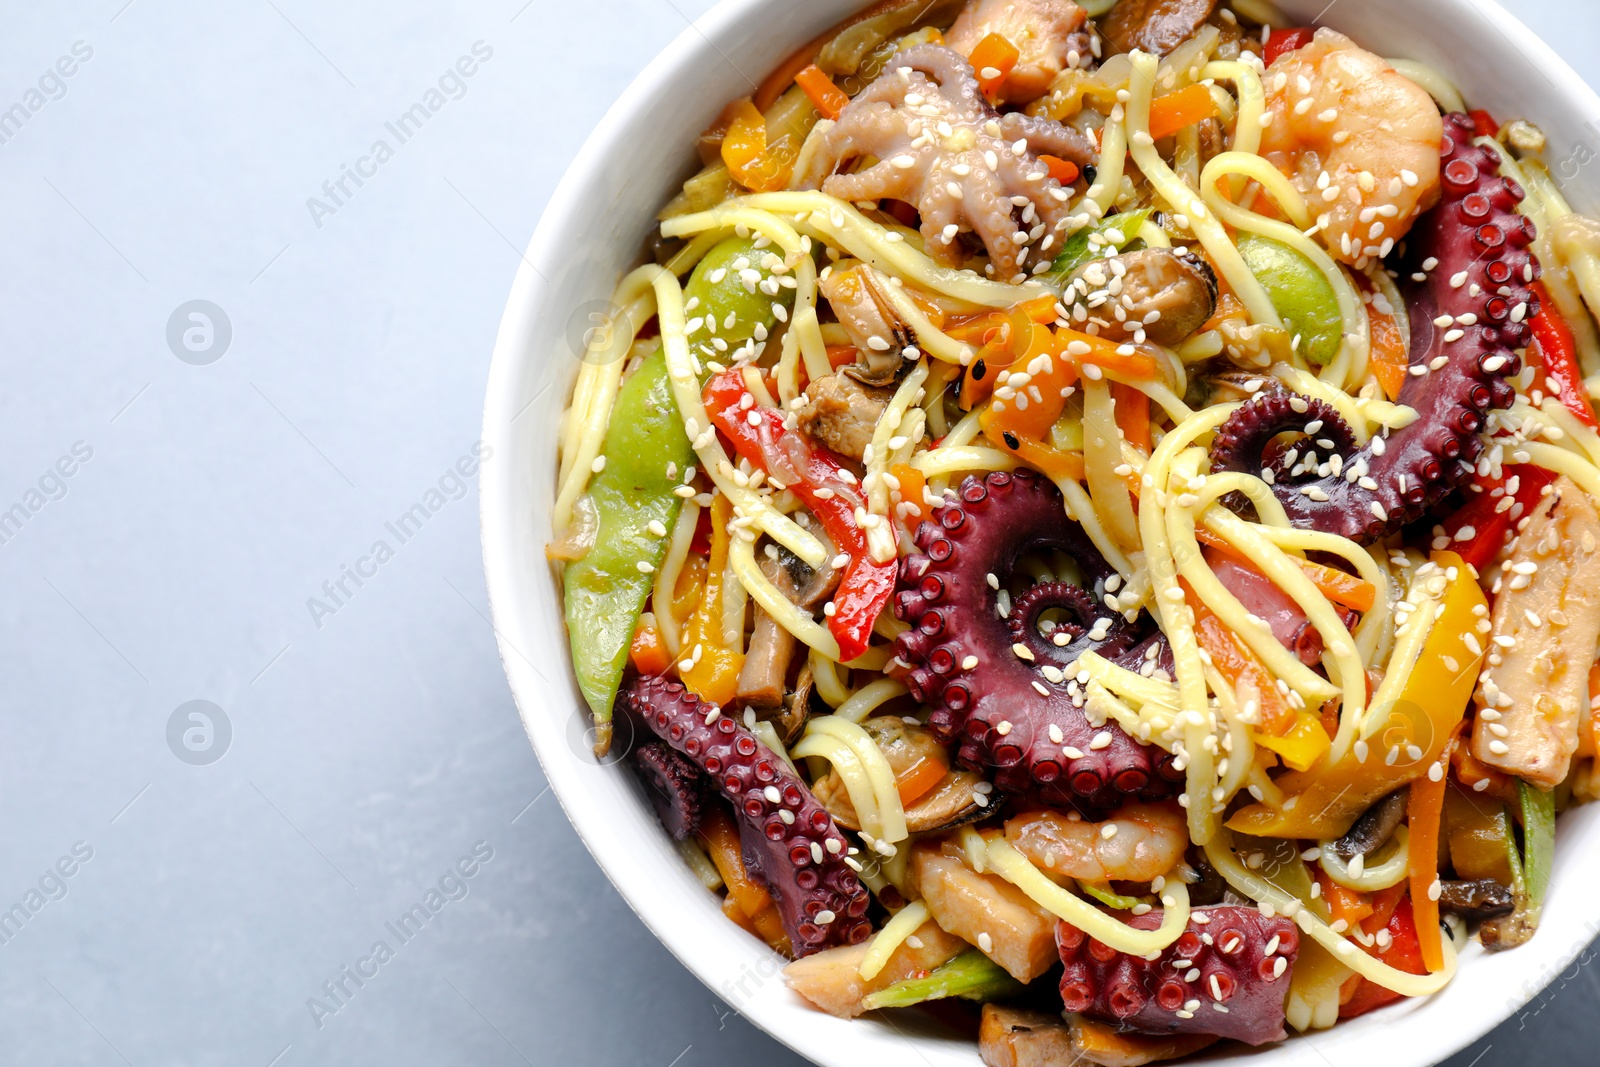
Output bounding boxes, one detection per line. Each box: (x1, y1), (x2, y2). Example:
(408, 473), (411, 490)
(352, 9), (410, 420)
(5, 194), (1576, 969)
(481, 1), (1600, 1064)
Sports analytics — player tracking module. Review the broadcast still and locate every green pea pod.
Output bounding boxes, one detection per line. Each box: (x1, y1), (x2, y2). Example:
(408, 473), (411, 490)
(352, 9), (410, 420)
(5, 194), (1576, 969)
(562, 345), (693, 726)
(1517, 779), (1555, 919)
(1233, 834), (1330, 922)
(859, 949), (1023, 1011)
(1236, 234), (1343, 366)
(1078, 881), (1147, 910)
(683, 236), (797, 352)
(1047, 208), (1152, 281)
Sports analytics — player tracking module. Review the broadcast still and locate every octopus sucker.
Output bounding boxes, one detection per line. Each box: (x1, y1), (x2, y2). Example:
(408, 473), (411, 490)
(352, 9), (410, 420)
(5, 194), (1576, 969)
(892, 469), (1181, 808)
(1209, 112), (1539, 543)
(622, 675), (872, 955)
(1058, 906), (1301, 1046)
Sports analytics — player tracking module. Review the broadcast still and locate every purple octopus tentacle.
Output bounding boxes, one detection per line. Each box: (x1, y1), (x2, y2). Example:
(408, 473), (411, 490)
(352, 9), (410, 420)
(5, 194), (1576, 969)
(621, 675), (872, 955)
(633, 741), (707, 842)
(893, 469), (1181, 808)
(1058, 906), (1301, 1046)
(1209, 112), (1538, 543)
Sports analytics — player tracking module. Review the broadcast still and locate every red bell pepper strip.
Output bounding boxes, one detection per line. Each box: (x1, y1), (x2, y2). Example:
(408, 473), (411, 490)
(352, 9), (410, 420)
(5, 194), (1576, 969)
(1263, 28), (1314, 67)
(1528, 282), (1599, 428)
(1436, 465), (1555, 570)
(704, 368), (894, 662)
(1339, 896), (1428, 1018)
(1469, 109), (1499, 138)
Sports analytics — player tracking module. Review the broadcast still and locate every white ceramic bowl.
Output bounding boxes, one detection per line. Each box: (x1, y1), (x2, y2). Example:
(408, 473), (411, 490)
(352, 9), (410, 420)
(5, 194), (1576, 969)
(482, 2), (1600, 1063)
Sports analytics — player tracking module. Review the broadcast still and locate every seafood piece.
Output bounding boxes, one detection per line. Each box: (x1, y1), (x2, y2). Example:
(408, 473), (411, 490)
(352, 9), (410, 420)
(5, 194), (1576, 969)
(632, 741), (708, 841)
(1210, 112), (1539, 543)
(621, 675), (872, 954)
(818, 264), (913, 386)
(736, 543), (838, 709)
(798, 372), (894, 460)
(912, 842), (1060, 981)
(784, 918), (969, 1017)
(1472, 476), (1600, 787)
(1325, 789), (1406, 860)
(1099, 0), (1217, 57)
(794, 44), (1094, 283)
(1058, 905), (1300, 1045)
(1258, 29), (1442, 268)
(1004, 803), (1187, 883)
(1061, 248), (1218, 348)
(814, 717), (991, 832)
(894, 469), (1183, 807)
(947, 0), (1092, 106)
(979, 1004), (1076, 1067)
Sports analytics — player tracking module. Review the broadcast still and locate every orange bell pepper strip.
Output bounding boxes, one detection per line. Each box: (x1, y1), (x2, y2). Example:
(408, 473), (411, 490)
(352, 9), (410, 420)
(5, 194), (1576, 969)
(721, 98), (800, 193)
(1227, 550), (1486, 839)
(794, 64), (849, 120)
(888, 462), (931, 528)
(1366, 286), (1409, 403)
(949, 297), (1058, 408)
(1112, 381), (1151, 453)
(629, 612), (673, 675)
(896, 749), (949, 807)
(1147, 84), (1220, 142)
(1587, 661), (1600, 759)
(701, 806), (792, 955)
(1039, 154), (1081, 186)
(679, 495), (745, 706)
(969, 33), (1019, 102)
(1313, 866), (1374, 929)
(1528, 281), (1599, 428)
(1408, 765), (1450, 972)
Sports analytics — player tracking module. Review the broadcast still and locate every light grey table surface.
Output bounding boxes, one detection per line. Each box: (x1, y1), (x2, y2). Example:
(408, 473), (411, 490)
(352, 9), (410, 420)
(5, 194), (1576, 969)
(3, 1), (1598, 1065)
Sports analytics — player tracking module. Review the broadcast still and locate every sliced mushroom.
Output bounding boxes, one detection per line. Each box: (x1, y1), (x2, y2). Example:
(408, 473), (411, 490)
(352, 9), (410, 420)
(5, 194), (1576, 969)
(813, 717), (991, 832)
(1438, 879), (1515, 924)
(979, 1004), (1076, 1067)
(819, 264), (913, 386)
(1325, 789), (1406, 861)
(1098, 0), (1218, 57)
(735, 543), (839, 710)
(797, 372), (894, 461)
(1062, 247), (1217, 347)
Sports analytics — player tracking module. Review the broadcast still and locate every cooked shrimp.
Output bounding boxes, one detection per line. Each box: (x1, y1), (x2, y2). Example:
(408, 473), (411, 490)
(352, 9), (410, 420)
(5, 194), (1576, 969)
(1258, 29), (1442, 268)
(1003, 802), (1187, 883)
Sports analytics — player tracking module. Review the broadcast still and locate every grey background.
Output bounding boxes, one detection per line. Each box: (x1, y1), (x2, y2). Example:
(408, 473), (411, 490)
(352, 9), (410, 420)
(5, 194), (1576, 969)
(0, 1), (1595, 1064)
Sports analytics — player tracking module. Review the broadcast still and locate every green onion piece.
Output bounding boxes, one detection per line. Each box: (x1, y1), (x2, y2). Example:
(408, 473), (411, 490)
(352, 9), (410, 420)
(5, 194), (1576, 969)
(1517, 780), (1555, 919)
(859, 949), (1022, 1011)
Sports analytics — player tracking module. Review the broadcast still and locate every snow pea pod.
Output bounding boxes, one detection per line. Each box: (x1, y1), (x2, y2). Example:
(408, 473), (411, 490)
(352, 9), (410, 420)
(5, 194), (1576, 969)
(563, 345), (694, 740)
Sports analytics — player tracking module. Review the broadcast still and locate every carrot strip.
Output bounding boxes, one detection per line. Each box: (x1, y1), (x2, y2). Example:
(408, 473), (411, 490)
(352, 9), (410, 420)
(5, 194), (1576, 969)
(795, 64), (850, 120)
(969, 33), (1019, 101)
(1039, 154), (1080, 186)
(1408, 771), (1449, 971)
(1147, 84), (1220, 142)
(1112, 382), (1151, 453)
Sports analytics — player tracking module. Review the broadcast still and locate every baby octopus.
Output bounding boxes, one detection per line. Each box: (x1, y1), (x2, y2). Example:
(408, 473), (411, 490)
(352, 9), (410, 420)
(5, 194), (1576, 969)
(793, 43), (1095, 284)
(893, 469), (1183, 809)
(1259, 29), (1443, 268)
(1211, 112), (1539, 543)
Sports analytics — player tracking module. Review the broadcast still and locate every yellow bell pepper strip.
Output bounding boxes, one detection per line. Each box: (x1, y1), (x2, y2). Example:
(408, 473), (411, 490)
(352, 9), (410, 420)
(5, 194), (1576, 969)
(1407, 758), (1451, 972)
(721, 98), (801, 193)
(704, 368), (895, 662)
(1227, 550), (1487, 839)
(1147, 83), (1221, 142)
(679, 494), (745, 706)
(1257, 714), (1334, 774)
(968, 33), (1020, 103)
(794, 64), (849, 120)
(561, 349), (694, 746)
